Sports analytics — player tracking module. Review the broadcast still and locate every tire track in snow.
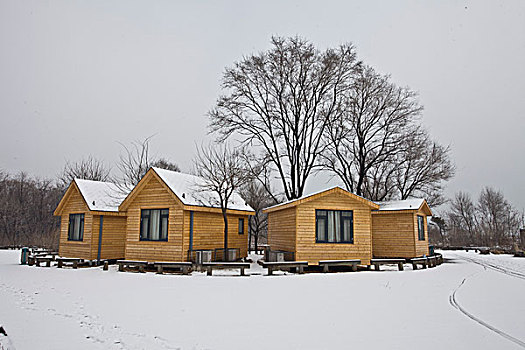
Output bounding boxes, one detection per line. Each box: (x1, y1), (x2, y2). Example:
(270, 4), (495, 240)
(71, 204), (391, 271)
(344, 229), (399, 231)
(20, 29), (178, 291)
(452, 254), (525, 281)
(448, 259), (525, 348)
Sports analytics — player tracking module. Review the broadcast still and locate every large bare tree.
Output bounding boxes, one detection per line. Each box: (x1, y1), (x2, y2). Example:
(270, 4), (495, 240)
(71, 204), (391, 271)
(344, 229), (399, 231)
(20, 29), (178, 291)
(193, 144), (250, 255)
(392, 128), (455, 206)
(323, 65), (424, 198)
(209, 36), (360, 200)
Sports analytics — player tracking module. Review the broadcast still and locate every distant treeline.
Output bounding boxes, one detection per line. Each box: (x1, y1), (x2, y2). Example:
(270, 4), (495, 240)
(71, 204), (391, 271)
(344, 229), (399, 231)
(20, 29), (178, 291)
(428, 187), (524, 249)
(0, 142), (183, 248)
(0, 171), (63, 248)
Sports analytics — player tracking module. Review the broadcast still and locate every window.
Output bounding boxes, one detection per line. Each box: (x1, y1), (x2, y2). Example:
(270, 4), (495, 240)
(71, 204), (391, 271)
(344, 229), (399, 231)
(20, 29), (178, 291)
(68, 213), (84, 241)
(140, 209), (169, 241)
(238, 218), (245, 235)
(417, 215), (425, 241)
(315, 210), (353, 243)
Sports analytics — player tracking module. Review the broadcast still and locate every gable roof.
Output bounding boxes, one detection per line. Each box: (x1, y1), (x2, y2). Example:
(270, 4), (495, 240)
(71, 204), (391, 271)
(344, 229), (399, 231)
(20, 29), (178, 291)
(263, 186), (380, 213)
(54, 179), (129, 215)
(375, 198), (432, 215)
(119, 167), (254, 213)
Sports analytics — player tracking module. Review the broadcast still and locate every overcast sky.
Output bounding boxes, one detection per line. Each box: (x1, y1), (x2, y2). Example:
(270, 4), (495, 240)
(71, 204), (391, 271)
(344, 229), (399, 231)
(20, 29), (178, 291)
(1, 0), (524, 212)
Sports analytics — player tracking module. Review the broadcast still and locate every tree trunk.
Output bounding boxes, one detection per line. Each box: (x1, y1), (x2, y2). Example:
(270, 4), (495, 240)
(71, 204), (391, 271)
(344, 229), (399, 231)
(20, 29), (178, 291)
(222, 209), (228, 252)
(248, 216), (252, 253)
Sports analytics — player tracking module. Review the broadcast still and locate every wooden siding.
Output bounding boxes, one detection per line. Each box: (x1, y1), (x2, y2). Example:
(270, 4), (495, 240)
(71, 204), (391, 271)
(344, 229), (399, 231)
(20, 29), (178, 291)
(57, 185), (93, 259)
(182, 211), (249, 260)
(267, 207), (297, 253)
(124, 175), (185, 262)
(295, 191), (373, 265)
(371, 210), (429, 258)
(371, 212), (416, 258)
(91, 215), (127, 260)
(265, 187), (379, 213)
(414, 210), (430, 257)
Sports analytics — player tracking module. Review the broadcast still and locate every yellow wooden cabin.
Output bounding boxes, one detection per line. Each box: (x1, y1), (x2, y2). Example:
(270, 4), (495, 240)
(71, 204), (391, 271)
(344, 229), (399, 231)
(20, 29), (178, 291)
(263, 186), (379, 265)
(118, 167), (255, 262)
(371, 199), (432, 259)
(54, 179), (129, 260)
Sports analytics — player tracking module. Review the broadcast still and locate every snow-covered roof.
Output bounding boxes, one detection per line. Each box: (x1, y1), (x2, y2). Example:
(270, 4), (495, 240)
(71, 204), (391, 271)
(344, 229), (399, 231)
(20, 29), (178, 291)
(375, 198), (426, 211)
(151, 167), (254, 212)
(264, 185), (379, 212)
(74, 179), (129, 212)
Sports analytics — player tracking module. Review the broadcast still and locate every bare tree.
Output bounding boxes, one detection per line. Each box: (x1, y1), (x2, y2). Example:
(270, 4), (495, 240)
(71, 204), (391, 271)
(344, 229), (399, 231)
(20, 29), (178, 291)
(445, 187), (524, 247)
(58, 156), (110, 188)
(209, 36), (359, 200)
(447, 191), (478, 245)
(323, 65), (423, 198)
(393, 128), (455, 206)
(477, 187), (522, 247)
(114, 137), (181, 192)
(193, 144), (250, 254)
(151, 158), (180, 172)
(114, 136), (155, 191)
(239, 180), (277, 252)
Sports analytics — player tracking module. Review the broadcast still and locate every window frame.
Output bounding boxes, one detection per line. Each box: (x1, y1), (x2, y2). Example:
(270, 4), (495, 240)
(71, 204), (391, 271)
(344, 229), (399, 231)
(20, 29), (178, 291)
(417, 215), (425, 241)
(315, 209), (354, 244)
(238, 218), (245, 235)
(67, 213), (85, 241)
(140, 208), (169, 242)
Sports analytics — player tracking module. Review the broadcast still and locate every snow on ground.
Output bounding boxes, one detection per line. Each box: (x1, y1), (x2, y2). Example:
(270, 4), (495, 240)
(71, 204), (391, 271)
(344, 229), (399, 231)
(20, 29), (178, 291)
(1, 250), (525, 350)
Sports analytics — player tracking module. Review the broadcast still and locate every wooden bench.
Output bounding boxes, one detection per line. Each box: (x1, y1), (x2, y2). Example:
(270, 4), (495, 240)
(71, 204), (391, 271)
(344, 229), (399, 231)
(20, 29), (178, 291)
(154, 262), (192, 275)
(370, 258), (406, 271)
(28, 255), (36, 266)
(427, 256), (437, 268)
(258, 261), (309, 275)
(28, 252), (58, 265)
(35, 256), (54, 267)
(117, 260), (151, 273)
(57, 258), (85, 269)
(318, 259), (361, 273)
(411, 257), (428, 270)
(202, 262), (250, 276)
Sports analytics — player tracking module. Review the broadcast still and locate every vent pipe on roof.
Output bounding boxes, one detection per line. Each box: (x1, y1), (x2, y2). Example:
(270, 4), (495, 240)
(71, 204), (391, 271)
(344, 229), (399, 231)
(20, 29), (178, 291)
(93, 201), (95, 206)
(182, 193), (185, 198)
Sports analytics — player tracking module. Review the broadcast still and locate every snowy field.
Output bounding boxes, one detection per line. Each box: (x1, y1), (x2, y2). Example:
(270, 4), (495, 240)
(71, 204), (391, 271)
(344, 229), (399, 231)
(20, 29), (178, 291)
(1, 250), (525, 350)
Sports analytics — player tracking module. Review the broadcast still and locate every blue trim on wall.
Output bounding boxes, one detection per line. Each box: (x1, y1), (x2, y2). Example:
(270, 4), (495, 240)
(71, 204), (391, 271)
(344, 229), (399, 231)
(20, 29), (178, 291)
(189, 211), (194, 251)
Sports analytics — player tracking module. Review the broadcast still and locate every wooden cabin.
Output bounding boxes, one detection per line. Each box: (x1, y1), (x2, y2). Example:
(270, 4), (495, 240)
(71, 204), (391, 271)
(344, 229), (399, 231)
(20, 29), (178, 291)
(263, 186), (379, 265)
(371, 199), (432, 258)
(118, 167), (254, 262)
(54, 179), (129, 260)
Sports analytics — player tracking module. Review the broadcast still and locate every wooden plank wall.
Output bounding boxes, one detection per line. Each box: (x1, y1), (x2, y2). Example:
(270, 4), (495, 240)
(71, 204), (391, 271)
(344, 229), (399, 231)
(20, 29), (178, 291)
(124, 175), (185, 262)
(414, 210), (430, 257)
(267, 206), (297, 253)
(183, 211), (249, 260)
(57, 186), (93, 259)
(295, 192), (373, 265)
(91, 215), (127, 260)
(371, 211), (416, 258)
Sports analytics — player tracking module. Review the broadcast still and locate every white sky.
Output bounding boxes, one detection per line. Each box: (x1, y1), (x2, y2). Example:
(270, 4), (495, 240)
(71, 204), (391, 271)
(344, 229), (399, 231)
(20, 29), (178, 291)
(1, 0), (524, 212)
